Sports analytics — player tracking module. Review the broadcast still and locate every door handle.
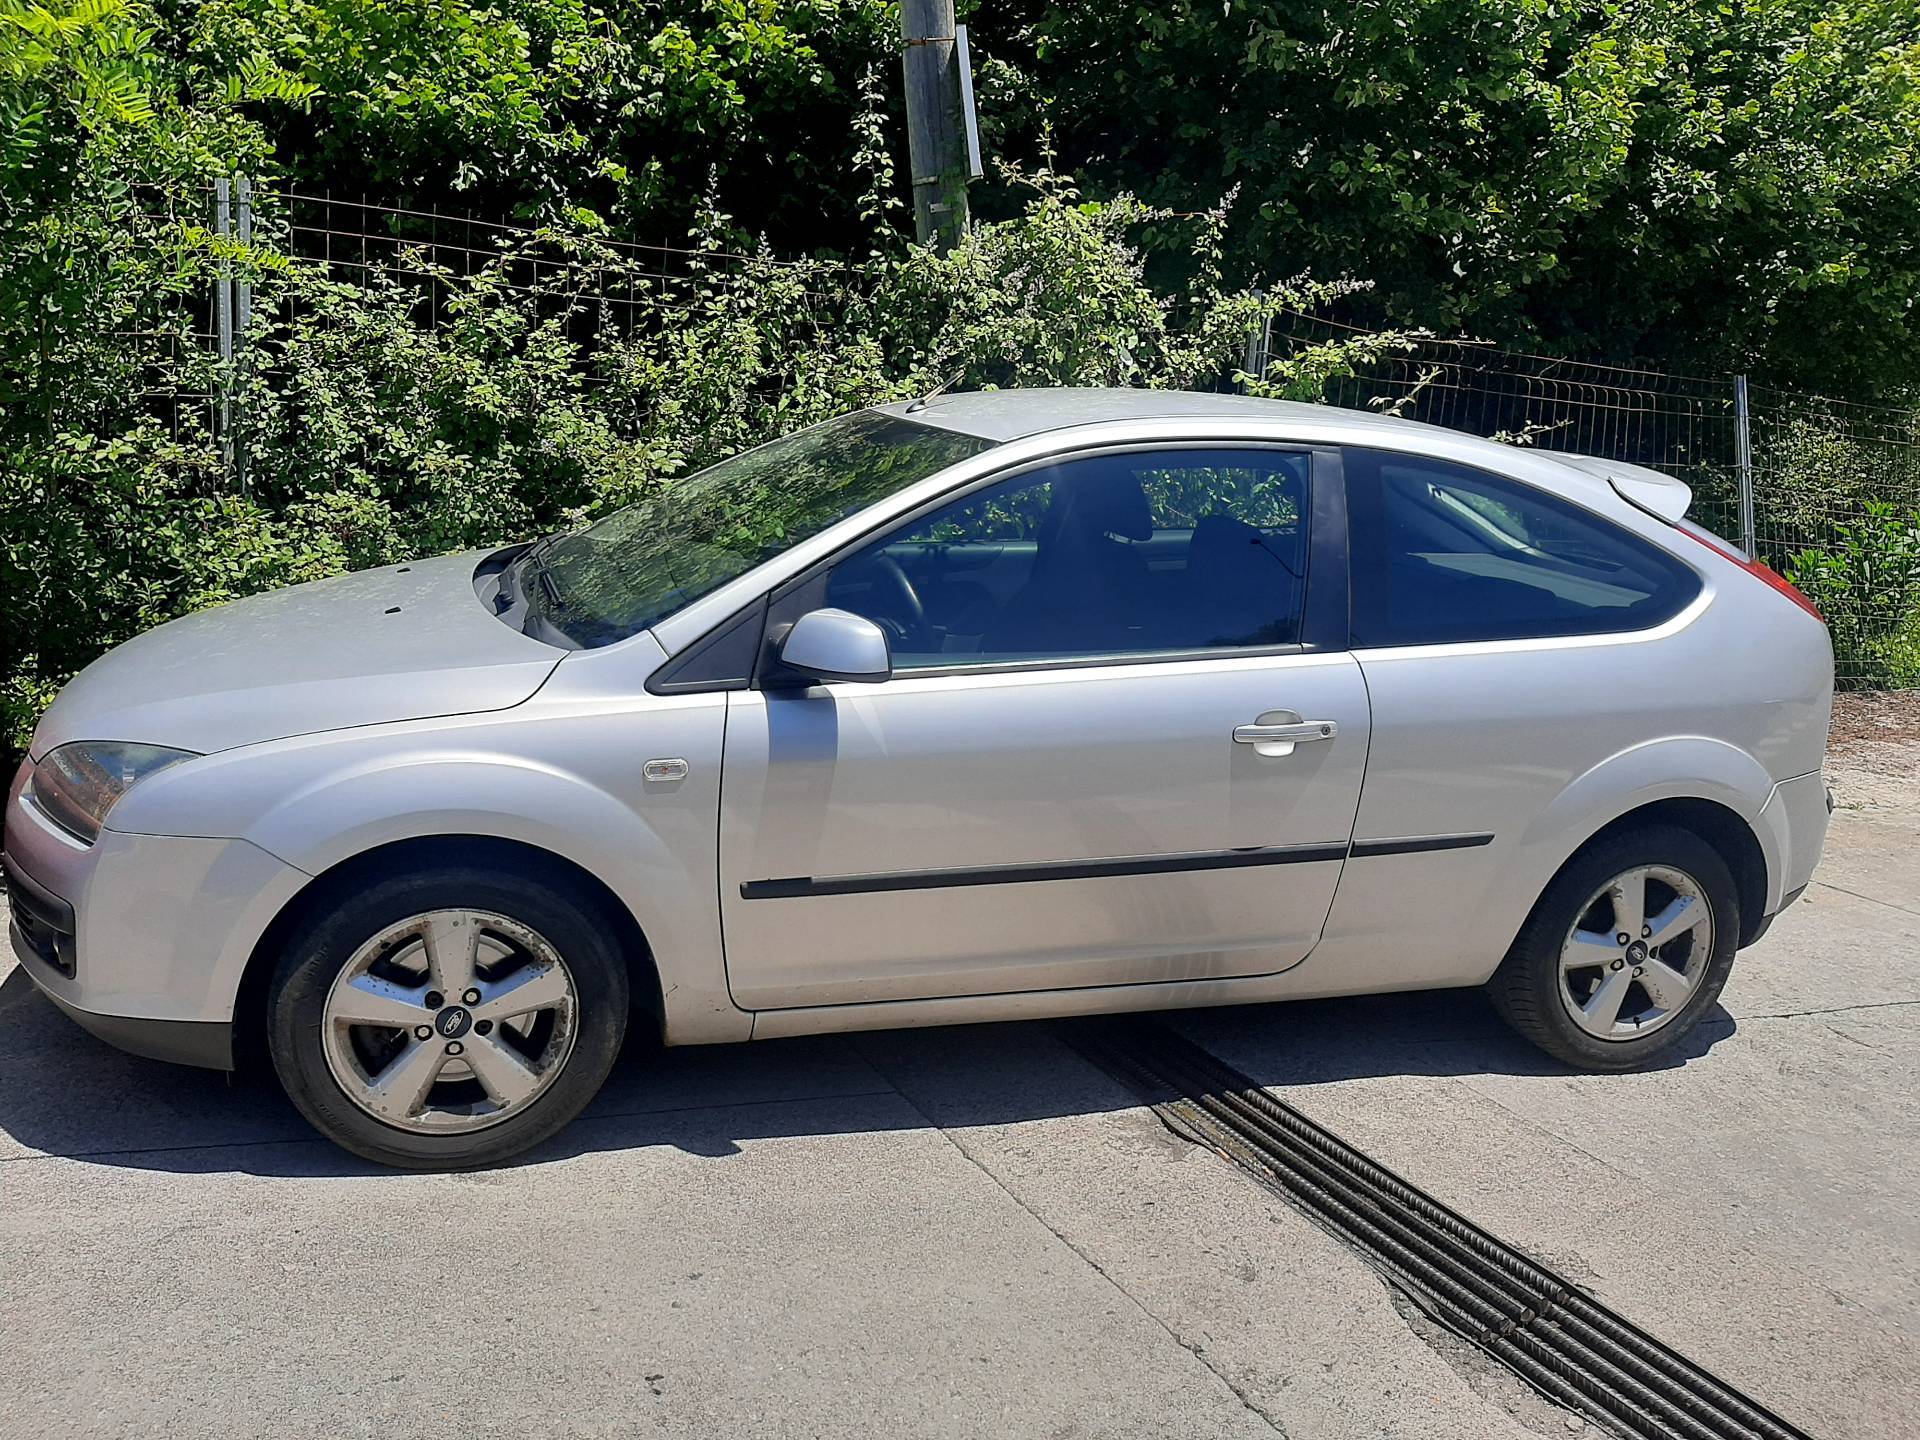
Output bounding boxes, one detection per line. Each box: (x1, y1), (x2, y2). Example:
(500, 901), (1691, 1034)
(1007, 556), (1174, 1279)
(1233, 714), (1338, 757)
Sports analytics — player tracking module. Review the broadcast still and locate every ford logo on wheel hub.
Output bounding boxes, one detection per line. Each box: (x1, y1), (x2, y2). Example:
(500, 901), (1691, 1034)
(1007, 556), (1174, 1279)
(435, 1006), (472, 1040)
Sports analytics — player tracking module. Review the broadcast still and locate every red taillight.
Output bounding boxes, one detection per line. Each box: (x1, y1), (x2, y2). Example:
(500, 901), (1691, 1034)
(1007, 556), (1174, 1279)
(1675, 522), (1825, 623)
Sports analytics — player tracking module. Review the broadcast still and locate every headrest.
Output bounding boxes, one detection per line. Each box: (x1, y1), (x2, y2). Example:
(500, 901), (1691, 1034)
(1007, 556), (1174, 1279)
(1058, 473), (1153, 542)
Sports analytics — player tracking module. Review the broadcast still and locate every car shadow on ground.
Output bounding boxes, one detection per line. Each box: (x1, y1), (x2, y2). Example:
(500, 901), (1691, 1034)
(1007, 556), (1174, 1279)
(0, 964), (1736, 1179)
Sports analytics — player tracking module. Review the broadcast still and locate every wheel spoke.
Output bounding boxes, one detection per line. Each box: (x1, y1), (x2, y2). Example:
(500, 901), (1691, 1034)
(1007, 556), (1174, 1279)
(1638, 957), (1696, 1012)
(364, 1039), (447, 1122)
(1561, 930), (1621, 974)
(329, 974), (433, 1030)
(1580, 967), (1634, 1034)
(1609, 874), (1646, 940)
(471, 964), (570, 1024)
(464, 1033), (543, 1109)
(420, 913), (479, 996)
(1647, 895), (1705, 948)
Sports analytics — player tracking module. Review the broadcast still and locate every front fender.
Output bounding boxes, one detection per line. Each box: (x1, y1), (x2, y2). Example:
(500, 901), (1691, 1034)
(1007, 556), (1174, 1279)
(108, 693), (749, 1043)
(245, 749), (661, 878)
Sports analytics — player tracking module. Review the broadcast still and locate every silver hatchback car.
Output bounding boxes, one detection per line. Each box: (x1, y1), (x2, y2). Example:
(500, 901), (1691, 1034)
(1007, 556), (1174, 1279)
(5, 389), (1833, 1168)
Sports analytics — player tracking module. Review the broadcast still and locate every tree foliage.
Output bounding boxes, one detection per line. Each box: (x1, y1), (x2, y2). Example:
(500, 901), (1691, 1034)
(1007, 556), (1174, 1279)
(0, 1), (1360, 751)
(977, 0), (1920, 397)
(17, 0), (1920, 391)
(181, 0), (897, 244)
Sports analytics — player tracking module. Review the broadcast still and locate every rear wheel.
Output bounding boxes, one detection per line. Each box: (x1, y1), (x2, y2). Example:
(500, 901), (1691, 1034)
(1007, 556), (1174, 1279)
(268, 864), (628, 1169)
(1487, 826), (1738, 1070)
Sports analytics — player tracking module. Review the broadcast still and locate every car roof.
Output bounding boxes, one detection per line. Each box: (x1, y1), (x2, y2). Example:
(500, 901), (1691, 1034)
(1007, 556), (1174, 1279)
(872, 386), (1427, 444)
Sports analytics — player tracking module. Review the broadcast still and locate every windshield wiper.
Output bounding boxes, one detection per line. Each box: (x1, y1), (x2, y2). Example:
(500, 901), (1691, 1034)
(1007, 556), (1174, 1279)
(522, 529), (566, 567)
(491, 533), (573, 640)
(514, 530), (570, 611)
(492, 563), (519, 613)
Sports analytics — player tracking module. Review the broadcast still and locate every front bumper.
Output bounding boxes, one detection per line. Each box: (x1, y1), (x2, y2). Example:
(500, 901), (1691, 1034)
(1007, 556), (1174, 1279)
(7, 917), (232, 1067)
(3, 848), (76, 976)
(4, 759), (308, 1070)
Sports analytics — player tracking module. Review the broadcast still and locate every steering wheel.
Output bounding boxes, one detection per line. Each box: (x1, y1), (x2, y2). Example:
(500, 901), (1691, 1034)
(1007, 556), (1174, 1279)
(842, 553), (930, 650)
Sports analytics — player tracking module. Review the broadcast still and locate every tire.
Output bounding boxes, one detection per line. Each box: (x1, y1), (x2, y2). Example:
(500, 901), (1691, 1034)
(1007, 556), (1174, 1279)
(1486, 825), (1739, 1071)
(267, 862), (629, 1169)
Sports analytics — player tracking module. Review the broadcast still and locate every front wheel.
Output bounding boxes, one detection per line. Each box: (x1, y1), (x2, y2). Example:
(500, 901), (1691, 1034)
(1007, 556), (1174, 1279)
(1487, 826), (1739, 1071)
(267, 864), (629, 1169)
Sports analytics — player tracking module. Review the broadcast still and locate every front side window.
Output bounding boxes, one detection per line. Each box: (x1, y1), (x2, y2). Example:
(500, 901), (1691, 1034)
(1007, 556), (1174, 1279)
(1345, 449), (1700, 647)
(521, 412), (996, 647)
(823, 448), (1312, 668)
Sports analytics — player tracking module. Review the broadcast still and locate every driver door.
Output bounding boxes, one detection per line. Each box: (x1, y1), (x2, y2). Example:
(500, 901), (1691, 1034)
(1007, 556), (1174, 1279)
(716, 445), (1370, 1012)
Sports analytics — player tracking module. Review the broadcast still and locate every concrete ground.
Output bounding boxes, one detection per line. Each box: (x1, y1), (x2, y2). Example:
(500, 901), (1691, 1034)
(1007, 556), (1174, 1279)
(2, 729), (1915, 1438)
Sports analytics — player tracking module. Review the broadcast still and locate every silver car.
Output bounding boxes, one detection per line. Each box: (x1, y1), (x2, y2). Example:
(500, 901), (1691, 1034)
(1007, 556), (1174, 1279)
(4, 389), (1833, 1168)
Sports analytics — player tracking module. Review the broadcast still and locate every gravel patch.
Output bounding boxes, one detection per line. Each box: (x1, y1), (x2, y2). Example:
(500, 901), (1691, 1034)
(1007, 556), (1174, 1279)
(1831, 690), (1920, 746)
(1828, 691), (1920, 822)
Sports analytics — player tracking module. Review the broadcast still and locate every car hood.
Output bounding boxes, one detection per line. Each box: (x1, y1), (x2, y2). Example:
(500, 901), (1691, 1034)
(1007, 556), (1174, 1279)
(31, 552), (563, 758)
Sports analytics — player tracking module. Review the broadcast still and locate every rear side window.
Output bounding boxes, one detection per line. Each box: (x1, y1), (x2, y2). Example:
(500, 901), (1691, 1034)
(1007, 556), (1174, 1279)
(1345, 449), (1700, 647)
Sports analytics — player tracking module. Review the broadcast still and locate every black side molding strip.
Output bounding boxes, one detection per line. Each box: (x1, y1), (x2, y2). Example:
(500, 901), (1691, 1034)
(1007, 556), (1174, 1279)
(740, 832), (1494, 900)
(740, 843), (1351, 900)
(1347, 833), (1494, 858)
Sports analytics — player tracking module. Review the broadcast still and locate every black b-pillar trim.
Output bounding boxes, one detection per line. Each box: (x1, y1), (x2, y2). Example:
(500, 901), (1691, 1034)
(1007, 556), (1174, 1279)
(1300, 446), (1350, 653)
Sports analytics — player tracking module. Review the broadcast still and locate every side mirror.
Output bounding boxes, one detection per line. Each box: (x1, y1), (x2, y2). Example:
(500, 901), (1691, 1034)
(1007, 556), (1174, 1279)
(777, 608), (893, 684)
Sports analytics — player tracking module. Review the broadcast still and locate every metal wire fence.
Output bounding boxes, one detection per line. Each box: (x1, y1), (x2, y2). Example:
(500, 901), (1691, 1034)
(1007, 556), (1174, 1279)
(139, 180), (855, 478)
(198, 182), (840, 360)
(1252, 311), (1920, 687)
(273, 188), (849, 315)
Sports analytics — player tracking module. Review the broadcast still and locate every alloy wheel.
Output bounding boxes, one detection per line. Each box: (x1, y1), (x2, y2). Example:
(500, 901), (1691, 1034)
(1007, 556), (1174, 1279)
(320, 909), (579, 1134)
(1557, 865), (1715, 1041)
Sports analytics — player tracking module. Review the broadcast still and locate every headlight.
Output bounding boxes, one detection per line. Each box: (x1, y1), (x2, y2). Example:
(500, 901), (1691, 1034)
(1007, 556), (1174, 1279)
(28, 742), (199, 843)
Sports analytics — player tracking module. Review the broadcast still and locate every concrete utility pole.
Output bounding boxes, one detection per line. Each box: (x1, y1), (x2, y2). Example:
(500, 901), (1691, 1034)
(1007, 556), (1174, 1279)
(901, 0), (970, 250)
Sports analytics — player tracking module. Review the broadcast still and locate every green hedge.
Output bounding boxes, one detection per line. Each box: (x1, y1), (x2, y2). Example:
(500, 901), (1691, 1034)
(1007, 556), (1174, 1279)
(1, 160), (1400, 755)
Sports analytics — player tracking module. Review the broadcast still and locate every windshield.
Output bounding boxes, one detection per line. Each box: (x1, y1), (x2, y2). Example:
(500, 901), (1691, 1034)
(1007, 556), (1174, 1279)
(518, 411), (996, 647)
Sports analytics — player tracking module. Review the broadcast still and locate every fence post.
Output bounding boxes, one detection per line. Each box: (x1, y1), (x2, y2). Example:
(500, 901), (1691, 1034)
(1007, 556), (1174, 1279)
(234, 176), (252, 497)
(214, 179), (234, 484)
(1242, 292), (1266, 393)
(1734, 373), (1756, 561)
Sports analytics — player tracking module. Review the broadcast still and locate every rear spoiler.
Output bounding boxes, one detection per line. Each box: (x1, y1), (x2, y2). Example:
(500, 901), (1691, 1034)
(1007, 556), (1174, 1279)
(1554, 454), (1691, 524)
